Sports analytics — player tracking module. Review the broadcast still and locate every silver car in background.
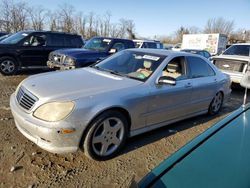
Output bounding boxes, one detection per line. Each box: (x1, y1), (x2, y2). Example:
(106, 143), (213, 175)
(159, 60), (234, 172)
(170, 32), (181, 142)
(10, 49), (231, 160)
(212, 43), (250, 84)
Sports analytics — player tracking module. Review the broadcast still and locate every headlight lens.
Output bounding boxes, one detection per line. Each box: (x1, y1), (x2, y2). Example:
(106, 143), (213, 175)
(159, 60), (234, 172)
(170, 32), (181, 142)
(64, 56), (75, 66)
(33, 102), (75, 122)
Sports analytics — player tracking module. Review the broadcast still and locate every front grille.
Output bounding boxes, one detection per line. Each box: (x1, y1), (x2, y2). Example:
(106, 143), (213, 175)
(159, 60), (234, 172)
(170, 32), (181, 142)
(214, 59), (246, 72)
(16, 87), (38, 111)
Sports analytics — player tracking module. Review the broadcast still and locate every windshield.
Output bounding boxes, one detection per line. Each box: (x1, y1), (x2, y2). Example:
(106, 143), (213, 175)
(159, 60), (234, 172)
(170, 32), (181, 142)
(84, 38), (111, 52)
(93, 50), (166, 81)
(0, 32), (29, 44)
(223, 45), (250, 56)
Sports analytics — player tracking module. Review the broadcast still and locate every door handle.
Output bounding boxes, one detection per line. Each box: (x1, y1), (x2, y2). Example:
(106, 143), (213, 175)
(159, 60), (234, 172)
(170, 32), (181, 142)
(214, 78), (217, 83)
(185, 83), (192, 88)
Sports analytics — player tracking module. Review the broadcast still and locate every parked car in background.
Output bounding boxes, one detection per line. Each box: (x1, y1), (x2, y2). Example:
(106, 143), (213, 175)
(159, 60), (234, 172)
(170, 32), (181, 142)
(163, 44), (174, 50)
(133, 39), (163, 49)
(171, 43), (182, 51)
(139, 73), (250, 188)
(47, 37), (135, 70)
(10, 49), (231, 160)
(0, 31), (84, 75)
(212, 43), (250, 84)
(181, 49), (211, 59)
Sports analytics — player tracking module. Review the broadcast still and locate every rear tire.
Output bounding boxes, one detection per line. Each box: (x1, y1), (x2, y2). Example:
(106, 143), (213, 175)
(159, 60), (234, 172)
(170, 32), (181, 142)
(82, 110), (128, 160)
(0, 56), (18, 75)
(208, 92), (223, 115)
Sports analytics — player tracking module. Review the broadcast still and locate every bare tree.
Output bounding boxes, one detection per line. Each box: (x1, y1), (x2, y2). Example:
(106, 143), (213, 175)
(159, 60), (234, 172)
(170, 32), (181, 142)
(0, 0), (138, 40)
(11, 1), (30, 32)
(47, 11), (59, 31)
(0, 0), (12, 32)
(117, 19), (136, 39)
(58, 4), (75, 33)
(87, 12), (95, 38)
(126, 20), (136, 39)
(204, 17), (234, 35)
(174, 26), (190, 43)
(29, 7), (47, 30)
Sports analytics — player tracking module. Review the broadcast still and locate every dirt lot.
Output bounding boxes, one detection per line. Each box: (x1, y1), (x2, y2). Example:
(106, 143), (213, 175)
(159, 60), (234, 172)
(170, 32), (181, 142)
(0, 70), (247, 188)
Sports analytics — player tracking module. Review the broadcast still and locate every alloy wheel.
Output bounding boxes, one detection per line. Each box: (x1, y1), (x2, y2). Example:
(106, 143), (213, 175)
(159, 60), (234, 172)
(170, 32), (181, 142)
(92, 117), (125, 157)
(211, 92), (223, 113)
(0, 60), (15, 74)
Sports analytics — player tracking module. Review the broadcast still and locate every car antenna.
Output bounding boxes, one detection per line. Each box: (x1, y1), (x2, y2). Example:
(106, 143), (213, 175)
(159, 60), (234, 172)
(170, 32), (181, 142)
(243, 47), (250, 107)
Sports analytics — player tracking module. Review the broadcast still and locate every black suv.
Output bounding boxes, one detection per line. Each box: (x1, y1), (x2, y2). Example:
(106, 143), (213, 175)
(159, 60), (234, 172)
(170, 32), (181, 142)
(47, 37), (135, 70)
(0, 31), (84, 75)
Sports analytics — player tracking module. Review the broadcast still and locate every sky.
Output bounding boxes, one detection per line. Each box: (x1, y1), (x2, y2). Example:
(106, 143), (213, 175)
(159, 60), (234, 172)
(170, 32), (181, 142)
(25, 0), (250, 38)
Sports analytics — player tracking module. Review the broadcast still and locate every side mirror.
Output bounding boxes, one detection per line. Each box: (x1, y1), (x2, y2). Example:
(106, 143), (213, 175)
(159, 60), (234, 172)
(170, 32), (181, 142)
(240, 72), (250, 89)
(109, 48), (117, 54)
(157, 76), (176, 85)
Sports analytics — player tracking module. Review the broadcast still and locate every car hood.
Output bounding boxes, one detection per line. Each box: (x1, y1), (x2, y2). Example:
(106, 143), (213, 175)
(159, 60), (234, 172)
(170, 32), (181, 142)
(21, 67), (142, 101)
(212, 54), (249, 62)
(53, 48), (104, 59)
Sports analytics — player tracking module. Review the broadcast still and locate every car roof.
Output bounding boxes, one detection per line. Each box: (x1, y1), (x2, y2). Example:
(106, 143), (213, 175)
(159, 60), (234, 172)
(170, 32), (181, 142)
(126, 48), (189, 56)
(133, 39), (161, 43)
(139, 104), (250, 187)
(92, 36), (133, 41)
(17, 30), (81, 36)
(181, 49), (203, 52)
(231, 43), (250, 46)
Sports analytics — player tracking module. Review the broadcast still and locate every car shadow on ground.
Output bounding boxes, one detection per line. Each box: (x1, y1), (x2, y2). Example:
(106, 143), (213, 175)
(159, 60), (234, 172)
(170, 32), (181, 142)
(17, 68), (54, 76)
(121, 87), (247, 156)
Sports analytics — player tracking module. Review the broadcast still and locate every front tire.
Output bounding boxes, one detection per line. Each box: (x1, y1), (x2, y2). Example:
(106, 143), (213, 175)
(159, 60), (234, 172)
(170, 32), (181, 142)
(0, 57), (18, 75)
(208, 92), (223, 115)
(82, 110), (128, 160)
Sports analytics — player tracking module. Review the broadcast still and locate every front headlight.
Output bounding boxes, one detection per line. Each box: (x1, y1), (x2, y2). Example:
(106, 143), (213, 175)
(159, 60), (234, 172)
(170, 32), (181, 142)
(64, 56), (75, 66)
(33, 102), (75, 122)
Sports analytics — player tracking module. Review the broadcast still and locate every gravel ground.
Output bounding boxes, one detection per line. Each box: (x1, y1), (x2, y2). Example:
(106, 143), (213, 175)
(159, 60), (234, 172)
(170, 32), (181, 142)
(0, 70), (247, 188)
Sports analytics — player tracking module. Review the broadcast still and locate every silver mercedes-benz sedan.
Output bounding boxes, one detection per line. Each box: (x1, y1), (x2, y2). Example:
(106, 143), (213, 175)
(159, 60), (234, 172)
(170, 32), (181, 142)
(10, 49), (231, 160)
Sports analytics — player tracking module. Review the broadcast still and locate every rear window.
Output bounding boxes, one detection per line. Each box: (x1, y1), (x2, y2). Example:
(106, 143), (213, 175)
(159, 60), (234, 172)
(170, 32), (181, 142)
(48, 34), (64, 46)
(223, 45), (250, 56)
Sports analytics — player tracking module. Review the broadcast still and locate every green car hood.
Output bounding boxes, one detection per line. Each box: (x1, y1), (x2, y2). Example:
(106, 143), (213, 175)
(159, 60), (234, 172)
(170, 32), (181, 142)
(139, 104), (250, 188)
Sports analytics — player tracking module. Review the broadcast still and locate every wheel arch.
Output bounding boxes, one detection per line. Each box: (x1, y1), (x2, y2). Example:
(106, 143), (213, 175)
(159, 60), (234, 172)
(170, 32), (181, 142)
(0, 54), (21, 66)
(79, 106), (132, 148)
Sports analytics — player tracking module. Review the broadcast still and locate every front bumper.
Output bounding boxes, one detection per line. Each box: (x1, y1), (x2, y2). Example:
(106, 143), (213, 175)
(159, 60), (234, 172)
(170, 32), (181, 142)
(47, 60), (75, 70)
(10, 94), (84, 154)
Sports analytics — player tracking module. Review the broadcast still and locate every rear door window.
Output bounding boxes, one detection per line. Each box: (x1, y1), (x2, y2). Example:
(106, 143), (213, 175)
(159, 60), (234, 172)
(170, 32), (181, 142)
(47, 34), (65, 47)
(64, 35), (83, 47)
(187, 56), (215, 78)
